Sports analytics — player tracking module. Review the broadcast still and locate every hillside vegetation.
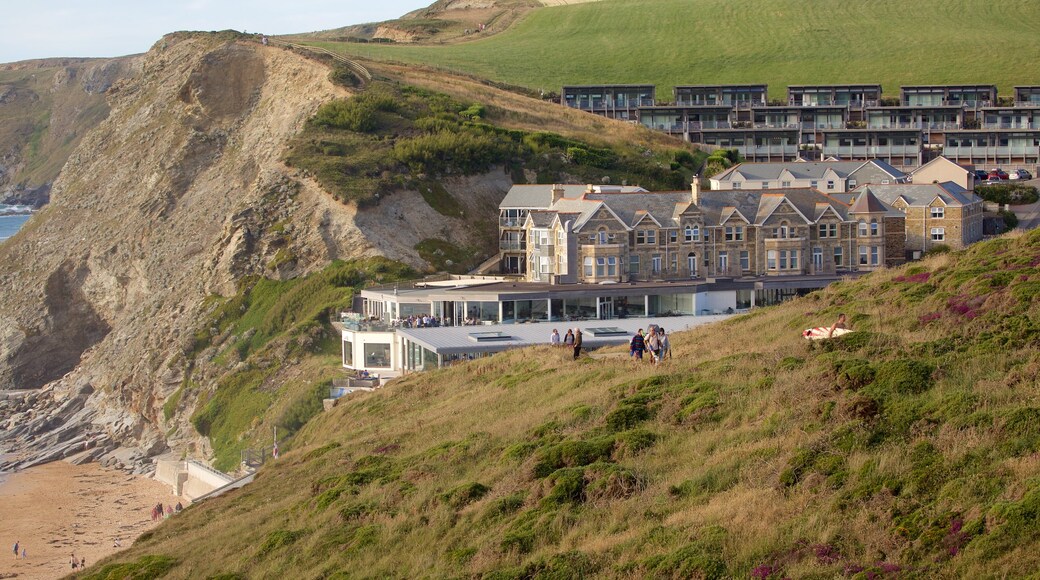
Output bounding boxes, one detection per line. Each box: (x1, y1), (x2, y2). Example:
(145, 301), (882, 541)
(304, 0), (1040, 98)
(89, 228), (1040, 578)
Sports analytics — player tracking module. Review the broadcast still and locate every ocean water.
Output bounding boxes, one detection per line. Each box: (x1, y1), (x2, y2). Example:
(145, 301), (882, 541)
(0, 214), (31, 242)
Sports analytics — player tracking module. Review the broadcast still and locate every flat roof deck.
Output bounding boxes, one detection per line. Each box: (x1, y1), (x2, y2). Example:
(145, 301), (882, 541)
(395, 315), (732, 356)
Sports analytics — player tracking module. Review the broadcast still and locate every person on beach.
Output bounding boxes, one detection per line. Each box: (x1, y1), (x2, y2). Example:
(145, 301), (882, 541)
(572, 328), (583, 360)
(71, 553), (78, 569)
(20, 547), (25, 559)
(13, 541), (18, 557)
(81, 557), (86, 568)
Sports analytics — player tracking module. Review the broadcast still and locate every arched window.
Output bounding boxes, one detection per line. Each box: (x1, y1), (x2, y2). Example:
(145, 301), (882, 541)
(598, 228), (608, 245)
(687, 252), (698, 277)
(684, 225), (694, 242)
(779, 221), (790, 239)
(858, 219), (868, 237)
(870, 219), (879, 236)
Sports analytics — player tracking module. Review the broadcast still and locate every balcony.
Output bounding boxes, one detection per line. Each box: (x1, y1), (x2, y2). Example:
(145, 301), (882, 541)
(499, 240), (526, 251)
(499, 217), (527, 228)
(980, 122), (1040, 130)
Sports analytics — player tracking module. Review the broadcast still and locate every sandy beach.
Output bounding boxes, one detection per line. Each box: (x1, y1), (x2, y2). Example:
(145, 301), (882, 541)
(0, 461), (186, 579)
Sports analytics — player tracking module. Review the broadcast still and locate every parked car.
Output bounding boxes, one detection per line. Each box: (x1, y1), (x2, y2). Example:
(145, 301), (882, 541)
(988, 169), (1010, 180)
(972, 170), (989, 182)
(986, 176), (1004, 184)
(1009, 169), (1033, 180)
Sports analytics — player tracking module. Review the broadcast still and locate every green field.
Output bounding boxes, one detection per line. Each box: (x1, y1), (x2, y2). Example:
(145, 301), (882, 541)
(312, 0), (1040, 99)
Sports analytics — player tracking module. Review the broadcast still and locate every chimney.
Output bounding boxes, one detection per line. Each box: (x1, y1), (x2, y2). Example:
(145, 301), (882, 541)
(551, 183), (565, 203)
(691, 175), (701, 206)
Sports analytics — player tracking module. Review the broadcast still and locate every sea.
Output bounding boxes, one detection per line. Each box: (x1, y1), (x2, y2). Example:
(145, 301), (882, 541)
(0, 207), (32, 242)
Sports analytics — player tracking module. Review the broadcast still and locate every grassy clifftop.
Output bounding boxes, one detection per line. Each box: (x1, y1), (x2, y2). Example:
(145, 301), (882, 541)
(305, 0), (1040, 98)
(90, 228), (1040, 578)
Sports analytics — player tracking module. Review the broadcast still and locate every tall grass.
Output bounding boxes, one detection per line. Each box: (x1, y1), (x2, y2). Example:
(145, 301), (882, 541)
(97, 228), (1040, 577)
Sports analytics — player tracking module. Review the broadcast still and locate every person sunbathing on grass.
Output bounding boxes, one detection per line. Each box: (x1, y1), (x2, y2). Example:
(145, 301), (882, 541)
(827, 313), (849, 339)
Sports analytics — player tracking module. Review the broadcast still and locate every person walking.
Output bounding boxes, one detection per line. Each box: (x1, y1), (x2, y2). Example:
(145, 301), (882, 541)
(550, 329), (561, 347)
(645, 326), (662, 364)
(630, 329), (646, 360)
(659, 327), (671, 361)
(13, 541), (18, 557)
(572, 328), (583, 360)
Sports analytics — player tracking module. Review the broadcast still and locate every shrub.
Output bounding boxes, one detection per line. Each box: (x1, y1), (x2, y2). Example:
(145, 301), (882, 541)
(605, 401), (651, 431)
(441, 482), (491, 509)
(394, 130), (511, 175)
(1000, 209), (1019, 230)
(835, 360), (875, 390)
(870, 359), (934, 395)
(613, 428), (658, 458)
(975, 183), (1039, 205)
(483, 493), (526, 520)
(584, 463), (645, 502)
(532, 438), (614, 478)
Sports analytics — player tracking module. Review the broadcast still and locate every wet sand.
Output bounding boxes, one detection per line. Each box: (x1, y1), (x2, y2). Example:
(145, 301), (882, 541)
(0, 461), (186, 579)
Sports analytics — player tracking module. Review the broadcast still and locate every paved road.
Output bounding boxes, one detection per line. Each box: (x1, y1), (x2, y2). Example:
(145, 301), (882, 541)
(1013, 199), (1040, 230)
(1008, 177), (1040, 230)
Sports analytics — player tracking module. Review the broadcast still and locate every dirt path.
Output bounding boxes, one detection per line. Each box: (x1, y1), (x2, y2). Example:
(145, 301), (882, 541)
(0, 461), (186, 579)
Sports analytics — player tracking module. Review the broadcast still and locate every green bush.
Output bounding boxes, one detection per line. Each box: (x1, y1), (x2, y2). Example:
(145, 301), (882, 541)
(532, 438), (614, 477)
(1000, 209), (1020, 229)
(441, 482), (491, 509)
(870, 359), (934, 396)
(605, 401), (651, 431)
(975, 183), (1039, 205)
(394, 130), (512, 175)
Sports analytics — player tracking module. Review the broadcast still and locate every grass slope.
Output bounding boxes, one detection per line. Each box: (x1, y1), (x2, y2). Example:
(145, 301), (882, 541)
(96, 228), (1040, 578)
(309, 0), (1040, 98)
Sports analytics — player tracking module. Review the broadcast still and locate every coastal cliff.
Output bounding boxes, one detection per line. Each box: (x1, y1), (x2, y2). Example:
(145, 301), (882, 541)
(0, 33), (360, 470)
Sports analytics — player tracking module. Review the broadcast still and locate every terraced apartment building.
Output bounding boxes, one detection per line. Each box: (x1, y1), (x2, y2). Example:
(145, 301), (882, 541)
(499, 182), (906, 283)
(562, 83), (1040, 171)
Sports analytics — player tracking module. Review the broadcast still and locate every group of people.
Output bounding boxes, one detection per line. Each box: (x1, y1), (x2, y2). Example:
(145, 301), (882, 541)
(396, 315), (443, 328)
(12, 541), (25, 559)
(70, 553), (85, 570)
(150, 501), (183, 521)
(549, 328), (584, 360)
(629, 326), (670, 364)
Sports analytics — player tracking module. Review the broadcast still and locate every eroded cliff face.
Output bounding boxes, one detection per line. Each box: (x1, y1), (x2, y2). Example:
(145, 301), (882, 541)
(0, 34), (376, 470)
(0, 56), (135, 207)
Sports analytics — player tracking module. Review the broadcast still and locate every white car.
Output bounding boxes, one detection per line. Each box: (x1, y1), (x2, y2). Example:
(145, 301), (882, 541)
(1009, 169), (1033, 180)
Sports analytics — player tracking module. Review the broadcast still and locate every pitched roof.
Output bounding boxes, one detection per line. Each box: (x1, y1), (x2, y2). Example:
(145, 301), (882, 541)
(848, 189), (889, 213)
(851, 182), (982, 208)
(908, 155), (971, 179)
(712, 160), (906, 183)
